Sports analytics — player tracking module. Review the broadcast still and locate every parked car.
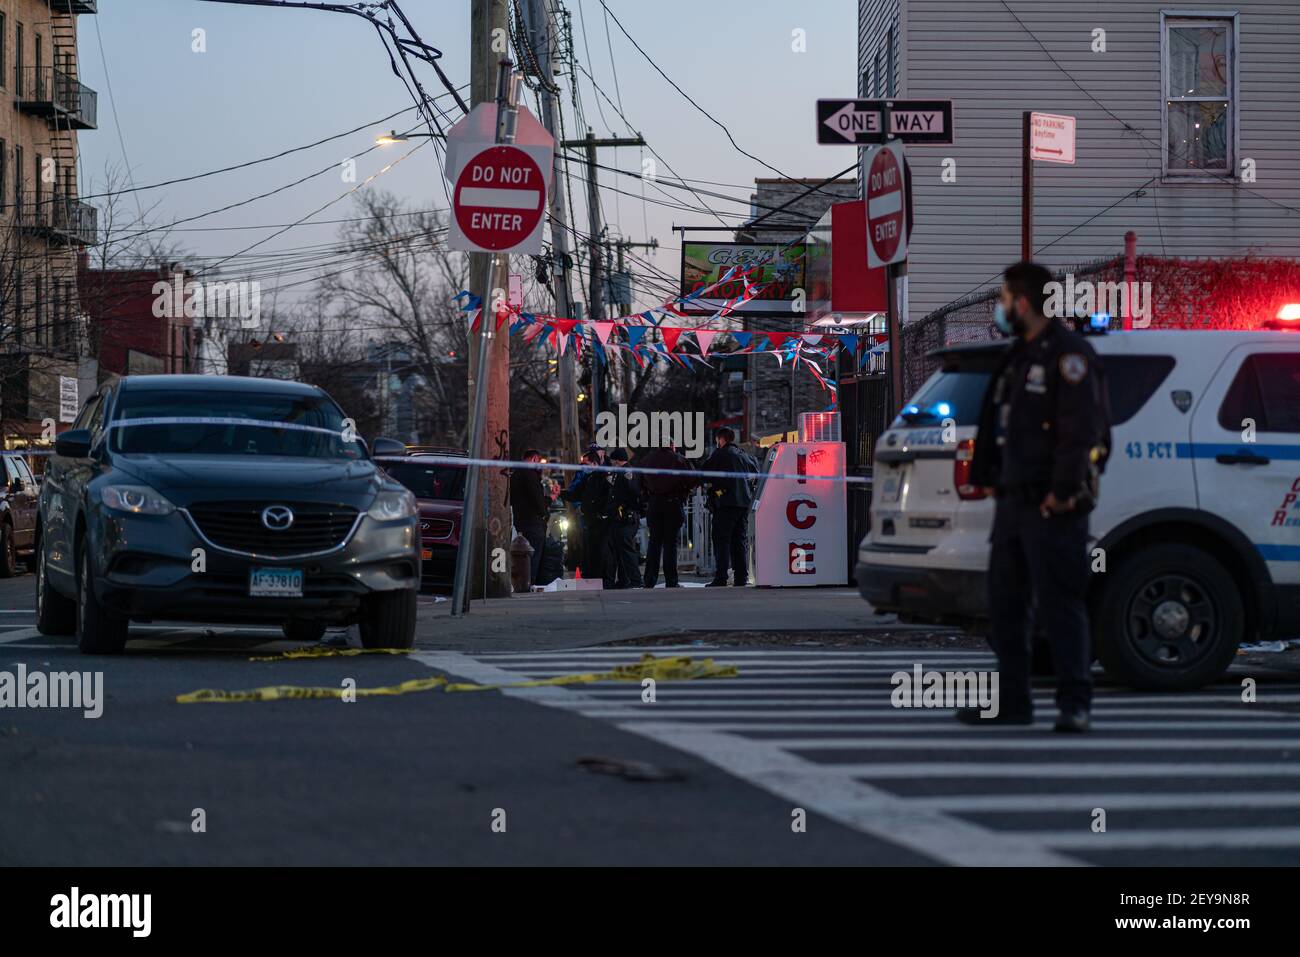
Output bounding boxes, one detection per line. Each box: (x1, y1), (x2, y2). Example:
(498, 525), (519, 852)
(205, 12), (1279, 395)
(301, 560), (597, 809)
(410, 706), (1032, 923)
(0, 454), (39, 576)
(35, 375), (421, 654)
(857, 329), (1300, 690)
(375, 449), (466, 588)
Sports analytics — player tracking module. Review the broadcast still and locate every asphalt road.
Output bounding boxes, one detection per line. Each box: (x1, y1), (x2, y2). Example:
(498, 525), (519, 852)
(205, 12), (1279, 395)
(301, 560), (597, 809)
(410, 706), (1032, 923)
(3, 572), (1300, 866)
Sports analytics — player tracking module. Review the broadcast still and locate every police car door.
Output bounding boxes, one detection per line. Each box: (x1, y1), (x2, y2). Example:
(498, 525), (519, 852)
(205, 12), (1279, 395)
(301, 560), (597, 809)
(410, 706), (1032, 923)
(1189, 342), (1300, 592)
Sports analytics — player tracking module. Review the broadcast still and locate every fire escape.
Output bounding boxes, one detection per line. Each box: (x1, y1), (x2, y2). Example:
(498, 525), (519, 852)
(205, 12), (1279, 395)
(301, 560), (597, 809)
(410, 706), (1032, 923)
(15, 0), (98, 354)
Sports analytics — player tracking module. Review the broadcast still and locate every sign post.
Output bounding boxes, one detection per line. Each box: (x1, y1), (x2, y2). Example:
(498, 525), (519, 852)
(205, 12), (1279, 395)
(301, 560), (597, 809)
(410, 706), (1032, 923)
(447, 62), (559, 617)
(866, 140), (909, 413)
(1022, 110), (1076, 260)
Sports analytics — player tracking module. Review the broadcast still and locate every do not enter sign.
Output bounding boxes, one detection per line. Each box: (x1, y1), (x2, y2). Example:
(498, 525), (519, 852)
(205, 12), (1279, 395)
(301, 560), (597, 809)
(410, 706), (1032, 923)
(866, 140), (908, 269)
(453, 145), (546, 253)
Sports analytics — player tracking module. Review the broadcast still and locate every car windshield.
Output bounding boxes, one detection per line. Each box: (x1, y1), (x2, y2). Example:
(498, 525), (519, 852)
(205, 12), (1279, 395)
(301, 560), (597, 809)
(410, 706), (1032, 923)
(108, 390), (366, 459)
(383, 460), (466, 501)
(894, 370), (992, 427)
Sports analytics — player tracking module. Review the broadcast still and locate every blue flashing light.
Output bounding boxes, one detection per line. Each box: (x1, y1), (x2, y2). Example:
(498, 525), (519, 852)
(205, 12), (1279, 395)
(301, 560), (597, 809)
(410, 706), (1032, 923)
(934, 402), (952, 417)
(1089, 312), (1111, 331)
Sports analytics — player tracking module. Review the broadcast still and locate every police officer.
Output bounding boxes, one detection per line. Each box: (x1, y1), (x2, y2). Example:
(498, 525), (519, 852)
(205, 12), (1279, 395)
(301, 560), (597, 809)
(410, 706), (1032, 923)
(604, 448), (644, 589)
(640, 442), (699, 589)
(967, 261), (1110, 733)
(561, 448), (610, 585)
(702, 427), (759, 587)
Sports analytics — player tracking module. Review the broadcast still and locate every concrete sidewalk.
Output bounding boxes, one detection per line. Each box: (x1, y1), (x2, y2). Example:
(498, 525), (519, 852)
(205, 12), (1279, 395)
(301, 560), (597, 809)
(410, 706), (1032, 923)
(413, 585), (920, 652)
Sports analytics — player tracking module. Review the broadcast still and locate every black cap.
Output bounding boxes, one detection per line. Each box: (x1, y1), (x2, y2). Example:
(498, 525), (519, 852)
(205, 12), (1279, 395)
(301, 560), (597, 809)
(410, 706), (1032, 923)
(609, 447), (629, 462)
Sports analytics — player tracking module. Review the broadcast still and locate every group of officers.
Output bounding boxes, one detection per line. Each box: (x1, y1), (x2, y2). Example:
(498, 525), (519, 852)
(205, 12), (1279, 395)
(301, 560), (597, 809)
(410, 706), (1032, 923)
(508, 427), (760, 591)
(512, 260), (1107, 732)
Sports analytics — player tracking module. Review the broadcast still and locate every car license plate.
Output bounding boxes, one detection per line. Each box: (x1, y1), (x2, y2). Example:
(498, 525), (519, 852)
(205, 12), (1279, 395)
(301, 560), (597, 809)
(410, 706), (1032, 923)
(249, 567), (304, 598)
(878, 470), (902, 505)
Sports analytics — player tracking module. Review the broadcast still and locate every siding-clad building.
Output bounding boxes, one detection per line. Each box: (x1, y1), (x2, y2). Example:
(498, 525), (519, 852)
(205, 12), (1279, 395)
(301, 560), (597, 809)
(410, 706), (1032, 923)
(858, 0), (1300, 322)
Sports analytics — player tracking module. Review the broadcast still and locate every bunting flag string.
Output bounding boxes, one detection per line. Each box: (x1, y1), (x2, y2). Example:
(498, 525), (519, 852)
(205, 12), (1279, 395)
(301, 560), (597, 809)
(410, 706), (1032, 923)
(448, 253), (886, 396)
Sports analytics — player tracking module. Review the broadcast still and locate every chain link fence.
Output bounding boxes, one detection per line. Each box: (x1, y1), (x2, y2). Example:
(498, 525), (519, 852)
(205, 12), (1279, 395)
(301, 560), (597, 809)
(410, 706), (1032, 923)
(902, 256), (1124, 396)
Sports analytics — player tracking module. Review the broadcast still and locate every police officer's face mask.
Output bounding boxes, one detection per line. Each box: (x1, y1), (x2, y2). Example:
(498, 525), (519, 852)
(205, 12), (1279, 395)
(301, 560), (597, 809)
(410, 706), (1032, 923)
(993, 300), (1028, 338)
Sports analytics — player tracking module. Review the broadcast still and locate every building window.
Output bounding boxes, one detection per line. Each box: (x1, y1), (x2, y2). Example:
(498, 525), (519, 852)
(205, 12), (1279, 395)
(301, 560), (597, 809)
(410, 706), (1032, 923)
(0, 141), (7, 212)
(14, 145), (23, 213)
(1163, 13), (1235, 178)
(873, 50), (885, 97)
(15, 23), (22, 97)
(0, 14), (7, 91)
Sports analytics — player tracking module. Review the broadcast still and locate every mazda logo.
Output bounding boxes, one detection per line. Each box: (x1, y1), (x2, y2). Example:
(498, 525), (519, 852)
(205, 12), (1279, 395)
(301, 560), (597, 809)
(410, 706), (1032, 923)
(261, 505), (295, 531)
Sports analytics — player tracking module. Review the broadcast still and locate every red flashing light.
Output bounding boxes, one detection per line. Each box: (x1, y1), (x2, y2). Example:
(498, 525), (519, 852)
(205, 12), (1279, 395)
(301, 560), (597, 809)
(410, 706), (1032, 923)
(954, 438), (989, 501)
(1277, 303), (1300, 323)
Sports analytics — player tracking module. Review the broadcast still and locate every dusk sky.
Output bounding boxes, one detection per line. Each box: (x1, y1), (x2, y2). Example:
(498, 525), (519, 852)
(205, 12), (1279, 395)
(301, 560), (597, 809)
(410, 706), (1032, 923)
(76, 0), (857, 311)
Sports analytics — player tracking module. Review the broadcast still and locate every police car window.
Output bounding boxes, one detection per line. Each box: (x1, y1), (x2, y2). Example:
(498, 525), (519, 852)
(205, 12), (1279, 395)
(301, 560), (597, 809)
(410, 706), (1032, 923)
(896, 371), (990, 427)
(1217, 354), (1300, 433)
(12, 457), (34, 485)
(1254, 354), (1300, 433)
(1101, 355), (1176, 425)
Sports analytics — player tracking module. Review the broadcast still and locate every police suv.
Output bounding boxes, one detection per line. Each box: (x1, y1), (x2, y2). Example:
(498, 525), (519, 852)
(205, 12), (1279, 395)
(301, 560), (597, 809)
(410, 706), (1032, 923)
(857, 329), (1300, 690)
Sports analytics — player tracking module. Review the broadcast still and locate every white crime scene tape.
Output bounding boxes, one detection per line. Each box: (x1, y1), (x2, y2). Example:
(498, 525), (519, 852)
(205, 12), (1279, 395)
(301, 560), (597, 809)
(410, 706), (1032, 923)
(3, 418), (873, 485)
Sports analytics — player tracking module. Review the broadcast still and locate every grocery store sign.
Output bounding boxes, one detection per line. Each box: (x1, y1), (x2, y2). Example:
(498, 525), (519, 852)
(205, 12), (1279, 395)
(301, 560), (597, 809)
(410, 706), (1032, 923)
(679, 242), (807, 315)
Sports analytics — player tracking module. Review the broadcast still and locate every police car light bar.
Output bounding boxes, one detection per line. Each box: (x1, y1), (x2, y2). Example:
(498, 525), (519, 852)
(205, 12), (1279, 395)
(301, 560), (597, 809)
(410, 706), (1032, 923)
(1278, 303), (1300, 322)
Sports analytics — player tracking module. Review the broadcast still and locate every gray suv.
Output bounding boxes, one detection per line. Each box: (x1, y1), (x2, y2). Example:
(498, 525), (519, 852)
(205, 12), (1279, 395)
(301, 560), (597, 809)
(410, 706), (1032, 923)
(35, 375), (421, 654)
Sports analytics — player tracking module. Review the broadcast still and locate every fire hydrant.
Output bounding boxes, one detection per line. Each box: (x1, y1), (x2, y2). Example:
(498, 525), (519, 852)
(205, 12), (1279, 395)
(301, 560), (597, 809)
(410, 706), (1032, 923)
(510, 533), (535, 593)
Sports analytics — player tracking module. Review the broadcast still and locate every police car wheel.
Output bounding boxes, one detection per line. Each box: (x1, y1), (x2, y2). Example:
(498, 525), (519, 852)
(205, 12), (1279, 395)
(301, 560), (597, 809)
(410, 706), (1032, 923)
(1094, 544), (1242, 691)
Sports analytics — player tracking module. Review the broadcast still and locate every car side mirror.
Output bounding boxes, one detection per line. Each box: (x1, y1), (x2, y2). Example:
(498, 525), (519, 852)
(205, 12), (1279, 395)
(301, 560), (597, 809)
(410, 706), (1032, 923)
(371, 437), (407, 457)
(55, 429), (92, 459)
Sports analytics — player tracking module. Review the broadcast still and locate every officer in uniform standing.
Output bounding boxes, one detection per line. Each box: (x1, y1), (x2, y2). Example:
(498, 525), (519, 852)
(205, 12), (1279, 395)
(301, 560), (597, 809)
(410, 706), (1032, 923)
(967, 261), (1110, 733)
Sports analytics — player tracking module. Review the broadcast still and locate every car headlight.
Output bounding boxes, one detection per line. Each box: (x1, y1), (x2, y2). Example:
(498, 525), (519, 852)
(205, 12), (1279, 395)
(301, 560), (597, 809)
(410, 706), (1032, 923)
(367, 488), (416, 521)
(101, 484), (176, 516)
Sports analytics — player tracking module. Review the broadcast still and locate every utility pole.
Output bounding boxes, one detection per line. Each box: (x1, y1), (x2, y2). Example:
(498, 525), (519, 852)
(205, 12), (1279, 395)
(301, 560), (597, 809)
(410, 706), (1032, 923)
(561, 130), (645, 430)
(611, 238), (657, 403)
(457, 0), (514, 613)
(520, 0), (580, 466)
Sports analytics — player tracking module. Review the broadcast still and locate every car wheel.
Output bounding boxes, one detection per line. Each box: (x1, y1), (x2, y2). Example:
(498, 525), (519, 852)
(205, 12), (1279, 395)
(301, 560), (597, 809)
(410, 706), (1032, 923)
(283, 619), (327, 643)
(35, 539), (76, 636)
(357, 588), (417, 650)
(1094, 544), (1243, 691)
(0, 523), (17, 578)
(76, 543), (129, 655)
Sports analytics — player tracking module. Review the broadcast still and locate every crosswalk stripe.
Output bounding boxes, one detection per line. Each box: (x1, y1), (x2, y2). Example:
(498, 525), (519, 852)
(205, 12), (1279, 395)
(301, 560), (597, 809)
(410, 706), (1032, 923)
(1041, 828), (1300, 849)
(591, 720), (1300, 732)
(818, 762), (1300, 778)
(430, 645), (1300, 865)
(759, 737), (1300, 751)
(573, 707), (1292, 719)
(915, 793), (1300, 812)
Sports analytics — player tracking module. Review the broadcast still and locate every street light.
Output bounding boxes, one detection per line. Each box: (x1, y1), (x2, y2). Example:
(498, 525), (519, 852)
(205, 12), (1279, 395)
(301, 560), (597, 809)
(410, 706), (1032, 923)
(374, 130), (444, 146)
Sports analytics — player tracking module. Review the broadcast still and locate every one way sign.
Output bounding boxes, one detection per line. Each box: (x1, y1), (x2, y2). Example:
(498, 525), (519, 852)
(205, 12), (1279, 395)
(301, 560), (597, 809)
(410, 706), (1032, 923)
(817, 99), (953, 145)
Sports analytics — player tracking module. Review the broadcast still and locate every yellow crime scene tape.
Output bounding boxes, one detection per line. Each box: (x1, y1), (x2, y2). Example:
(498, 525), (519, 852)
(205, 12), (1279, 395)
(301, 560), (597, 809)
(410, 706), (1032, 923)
(247, 647), (415, 661)
(175, 654), (737, 704)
